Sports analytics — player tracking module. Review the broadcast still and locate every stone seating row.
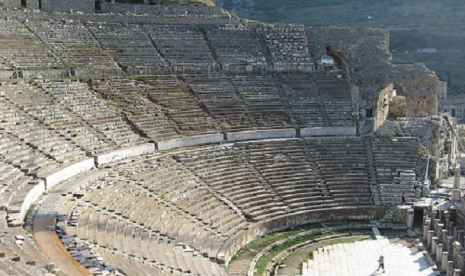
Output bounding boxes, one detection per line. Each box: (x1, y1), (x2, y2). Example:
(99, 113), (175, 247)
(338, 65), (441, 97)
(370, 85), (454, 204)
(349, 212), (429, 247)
(91, 79), (181, 142)
(260, 25), (313, 70)
(206, 27), (267, 67)
(184, 75), (255, 132)
(4, 82), (117, 156)
(35, 80), (145, 148)
(174, 146), (290, 221)
(176, 137), (421, 212)
(0, 161), (32, 214)
(67, 178), (228, 275)
(139, 77), (217, 136)
(230, 75), (293, 129)
(25, 21), (121, 72)
(0, 133), (58, 177)
(86, 23), (166, 69)
(370, 138), (420, 204)
(91, 77), (218, 139)
(237, 139), (336, 212)
(0, 240), (53, 276)
(0, 96), (87, 166)
(306, 138), (373, 205)
(0, 18), (61, 70)
(145, 25), (216, 66)
(279, 74), (327, 127)
(118, 157), (248, 236)
(315, 74), (354, 127)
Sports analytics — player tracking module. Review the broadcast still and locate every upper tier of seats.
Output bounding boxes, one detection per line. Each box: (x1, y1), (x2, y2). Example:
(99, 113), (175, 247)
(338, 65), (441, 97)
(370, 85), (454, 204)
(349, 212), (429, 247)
(0, 17), (325, 76)
(0, 19), (60, 71)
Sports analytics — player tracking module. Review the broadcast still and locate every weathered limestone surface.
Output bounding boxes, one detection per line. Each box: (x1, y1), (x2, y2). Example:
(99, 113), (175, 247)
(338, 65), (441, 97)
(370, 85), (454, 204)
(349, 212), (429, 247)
(300, 126), (356, 137)
(43, 158), (95, 189)
(225, 129), (297, 142)
(156, 133), (223, 151)
(95, 143), (155, 166)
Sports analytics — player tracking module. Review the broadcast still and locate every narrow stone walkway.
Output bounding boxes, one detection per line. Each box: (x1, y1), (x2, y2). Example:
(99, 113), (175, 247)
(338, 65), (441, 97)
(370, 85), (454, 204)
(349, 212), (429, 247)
(303, 234), (435, 276)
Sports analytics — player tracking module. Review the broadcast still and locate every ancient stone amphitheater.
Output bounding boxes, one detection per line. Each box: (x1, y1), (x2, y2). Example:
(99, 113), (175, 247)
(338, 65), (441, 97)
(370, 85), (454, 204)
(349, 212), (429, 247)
(0, 0), (461, 276)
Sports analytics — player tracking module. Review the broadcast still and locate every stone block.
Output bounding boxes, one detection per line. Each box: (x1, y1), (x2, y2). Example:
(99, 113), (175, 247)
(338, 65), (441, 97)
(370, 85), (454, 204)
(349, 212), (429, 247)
(43, 158), (95, 190)
(96, 144), (155, 167)
(156, 134), (223, 151)
(300, 126), (356, 137)
(447, 261), (454, 276)
(442, 252), (449, 272)
(437, 244), (443, 265)
(226, 129), (296, 142)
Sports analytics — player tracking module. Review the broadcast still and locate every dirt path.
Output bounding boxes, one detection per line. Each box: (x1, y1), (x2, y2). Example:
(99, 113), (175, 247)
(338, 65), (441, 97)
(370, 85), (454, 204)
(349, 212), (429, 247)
(34, 217), (93, 276)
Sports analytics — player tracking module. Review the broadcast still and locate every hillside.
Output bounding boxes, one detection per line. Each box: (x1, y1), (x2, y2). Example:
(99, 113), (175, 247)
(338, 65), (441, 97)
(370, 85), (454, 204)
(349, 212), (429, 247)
(219, 0), (465, 95)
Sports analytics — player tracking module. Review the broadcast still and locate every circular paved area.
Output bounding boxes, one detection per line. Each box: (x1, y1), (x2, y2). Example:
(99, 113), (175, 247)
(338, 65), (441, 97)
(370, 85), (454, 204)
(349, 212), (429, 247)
(303, 236), (435, 276)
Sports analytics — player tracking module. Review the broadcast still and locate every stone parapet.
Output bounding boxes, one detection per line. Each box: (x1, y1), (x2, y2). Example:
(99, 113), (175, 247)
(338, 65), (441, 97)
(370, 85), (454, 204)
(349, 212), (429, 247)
(156, 134), (223, 151)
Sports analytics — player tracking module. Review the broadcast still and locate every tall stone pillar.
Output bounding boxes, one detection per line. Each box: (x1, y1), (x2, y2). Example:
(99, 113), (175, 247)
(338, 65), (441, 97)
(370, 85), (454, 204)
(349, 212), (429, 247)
(423, 225), (430, 243)
(437, 244), (444, 265)
(452, 168), (462, 202)
(425, 218), (432, 230)
(438, 224), (444, 240)
(448, 236), (455, 256)
(433, 237), (439, 257)
(428, 230), (435, 250)
(434, 219), (441, 232)
(445, 211), (451, 230)
(442, 252), (449, 272)
(407, 208), (414, 229)
(438, 167), (443, 187)
(442, 230), (449, 250)
(447, 261), (454, 276)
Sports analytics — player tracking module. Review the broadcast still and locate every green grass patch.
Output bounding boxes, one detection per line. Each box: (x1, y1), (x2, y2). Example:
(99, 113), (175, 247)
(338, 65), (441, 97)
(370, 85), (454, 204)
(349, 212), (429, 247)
(254, 231), (339, 276)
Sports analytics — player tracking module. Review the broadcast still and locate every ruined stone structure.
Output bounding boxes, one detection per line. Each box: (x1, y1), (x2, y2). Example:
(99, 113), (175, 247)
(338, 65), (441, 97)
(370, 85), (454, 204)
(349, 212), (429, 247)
(0, 1), (459, 276)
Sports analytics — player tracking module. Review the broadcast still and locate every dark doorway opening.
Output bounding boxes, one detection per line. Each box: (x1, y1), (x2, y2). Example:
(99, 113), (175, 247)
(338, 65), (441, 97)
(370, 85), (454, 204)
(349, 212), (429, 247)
(414, 209), (423, 228)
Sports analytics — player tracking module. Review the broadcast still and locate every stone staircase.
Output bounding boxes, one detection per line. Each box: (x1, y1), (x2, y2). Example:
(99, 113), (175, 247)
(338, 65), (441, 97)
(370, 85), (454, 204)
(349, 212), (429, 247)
(364, 139), (381, 205)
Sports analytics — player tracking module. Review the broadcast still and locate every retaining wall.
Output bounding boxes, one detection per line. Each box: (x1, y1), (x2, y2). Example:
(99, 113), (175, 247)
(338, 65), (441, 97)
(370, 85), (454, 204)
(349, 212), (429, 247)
(43, 158), (95, 190)
(300, 126), (356, 137)
(226, 129), (296, 142)
(19, 180), (46, 221)
(156, 134), (223, 151)
(95, 143), (155, 166)
(218, 206), (385, 265)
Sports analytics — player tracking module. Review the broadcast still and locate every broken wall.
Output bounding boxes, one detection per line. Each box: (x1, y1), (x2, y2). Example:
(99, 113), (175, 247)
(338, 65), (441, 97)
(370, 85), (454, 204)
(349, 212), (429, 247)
(305, 27), (439, 133)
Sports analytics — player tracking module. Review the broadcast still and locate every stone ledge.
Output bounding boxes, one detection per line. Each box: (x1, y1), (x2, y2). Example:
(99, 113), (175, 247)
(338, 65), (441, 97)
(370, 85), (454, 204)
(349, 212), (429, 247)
(95, 143), (155, 167)
(156, 133), (223, 151)
(42, 158), (95, 190)
(300, 126), (356, 137)
(225, 129), (296, 142)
